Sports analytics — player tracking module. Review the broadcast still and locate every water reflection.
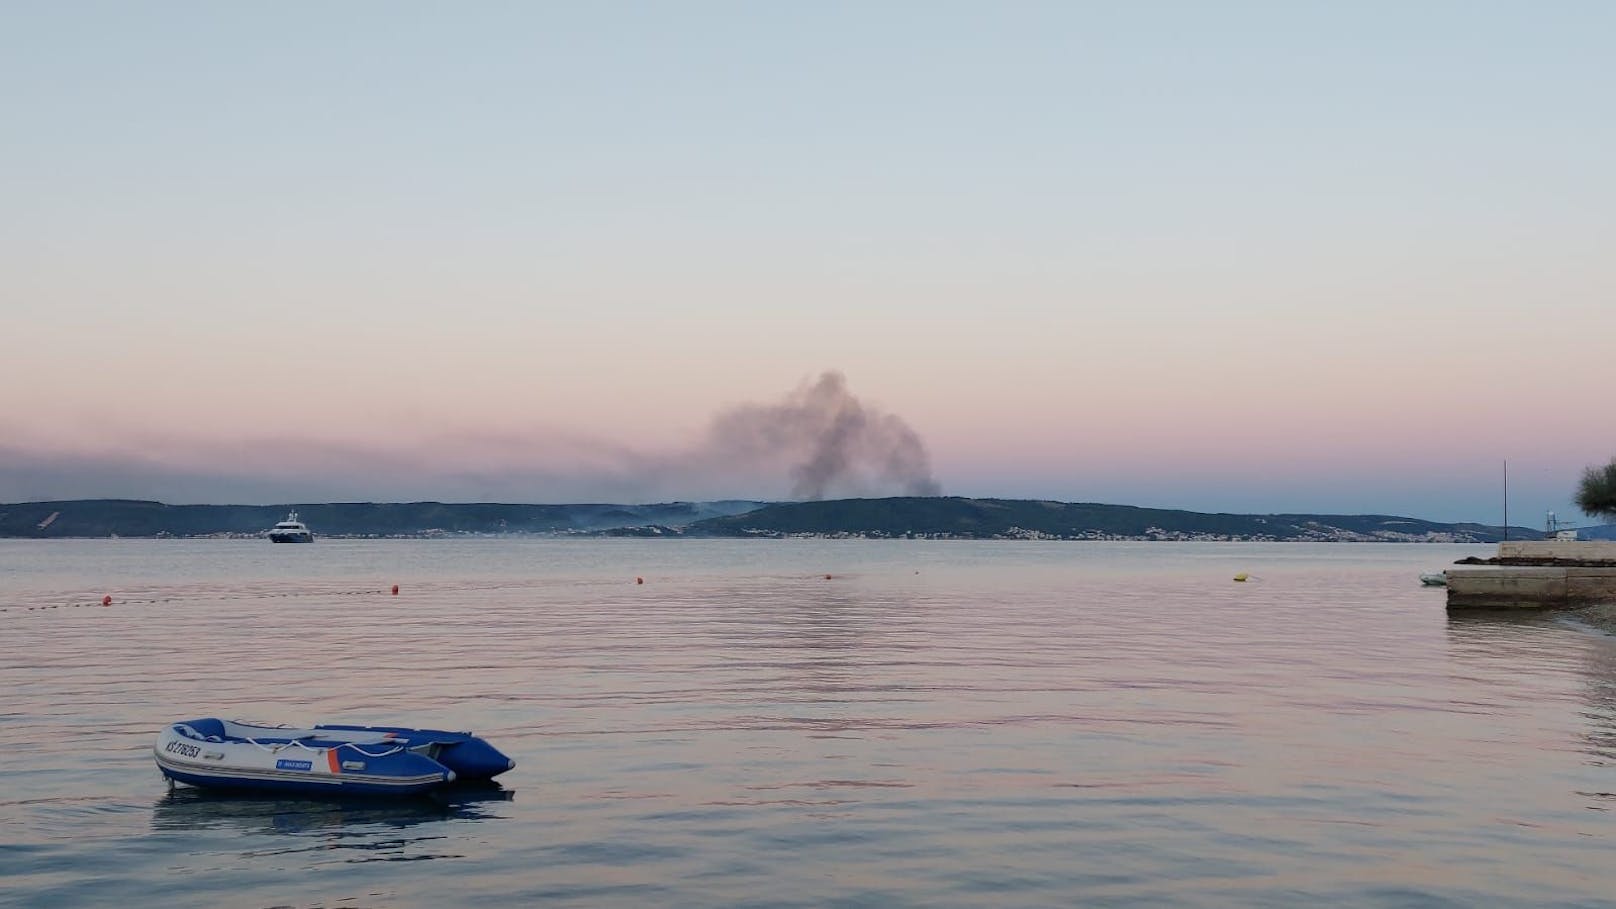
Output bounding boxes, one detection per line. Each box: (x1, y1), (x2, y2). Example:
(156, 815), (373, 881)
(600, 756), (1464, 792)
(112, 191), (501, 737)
(1443, 608), (1566, 632)
(1447, 609), (1616, 814)
(152, 781), (514, 836)
(1578, 633), (1616, 772)
(1442, 609), (1575, 681)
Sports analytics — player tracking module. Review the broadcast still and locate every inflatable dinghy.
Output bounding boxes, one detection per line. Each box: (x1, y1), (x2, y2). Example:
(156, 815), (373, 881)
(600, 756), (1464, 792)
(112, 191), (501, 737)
(155, 718), (514, 796)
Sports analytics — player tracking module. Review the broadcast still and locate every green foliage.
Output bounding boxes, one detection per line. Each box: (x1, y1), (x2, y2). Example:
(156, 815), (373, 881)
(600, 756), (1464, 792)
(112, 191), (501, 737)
(1575, 459), (1616, 520)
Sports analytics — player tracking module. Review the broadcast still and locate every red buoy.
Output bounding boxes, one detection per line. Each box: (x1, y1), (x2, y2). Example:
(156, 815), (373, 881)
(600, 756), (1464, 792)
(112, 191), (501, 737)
(101, 594), (112, 606)
(391, 584), (400, 596)
(636, 576), (644, 585)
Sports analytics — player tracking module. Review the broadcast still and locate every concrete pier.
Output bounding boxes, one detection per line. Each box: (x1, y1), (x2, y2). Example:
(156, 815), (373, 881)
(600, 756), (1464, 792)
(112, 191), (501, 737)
(1446, 541), (1616, 609)
(1497, 540), (1616, 562)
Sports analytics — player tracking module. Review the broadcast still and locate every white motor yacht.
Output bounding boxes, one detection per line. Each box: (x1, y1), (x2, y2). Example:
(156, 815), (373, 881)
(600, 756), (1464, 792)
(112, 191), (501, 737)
(267, 511), (314, 543)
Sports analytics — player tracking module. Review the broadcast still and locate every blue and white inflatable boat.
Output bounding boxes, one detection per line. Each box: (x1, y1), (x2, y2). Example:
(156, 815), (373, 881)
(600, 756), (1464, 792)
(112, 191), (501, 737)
(155, 718), (515, 796)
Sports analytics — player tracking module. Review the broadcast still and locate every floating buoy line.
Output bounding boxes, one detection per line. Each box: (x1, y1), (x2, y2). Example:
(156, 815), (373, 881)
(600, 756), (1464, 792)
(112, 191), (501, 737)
(3, 571), (854, 614)
(0, 584), (406, 614)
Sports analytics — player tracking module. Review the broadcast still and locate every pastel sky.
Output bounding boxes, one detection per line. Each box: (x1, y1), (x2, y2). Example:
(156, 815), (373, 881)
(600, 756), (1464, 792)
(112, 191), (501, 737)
(3, 2), (1612, 524)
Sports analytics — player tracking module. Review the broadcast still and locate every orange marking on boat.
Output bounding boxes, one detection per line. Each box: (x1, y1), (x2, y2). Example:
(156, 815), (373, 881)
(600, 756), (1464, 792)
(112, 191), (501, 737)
(327, 748), (342, 773)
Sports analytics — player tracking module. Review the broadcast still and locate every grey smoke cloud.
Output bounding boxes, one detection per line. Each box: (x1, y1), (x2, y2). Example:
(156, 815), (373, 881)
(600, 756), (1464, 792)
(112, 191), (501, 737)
(0, 373), (943, 504)
(704, 371), (942, 500)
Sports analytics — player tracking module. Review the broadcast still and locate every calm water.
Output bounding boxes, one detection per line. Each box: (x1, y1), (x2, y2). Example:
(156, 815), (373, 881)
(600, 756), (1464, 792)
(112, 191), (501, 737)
(2, 539), (1613, 908)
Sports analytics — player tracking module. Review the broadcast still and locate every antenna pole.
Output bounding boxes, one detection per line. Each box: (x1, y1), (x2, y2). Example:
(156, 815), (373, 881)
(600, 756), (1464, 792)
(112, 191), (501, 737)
(1503, 459), (1509, 542)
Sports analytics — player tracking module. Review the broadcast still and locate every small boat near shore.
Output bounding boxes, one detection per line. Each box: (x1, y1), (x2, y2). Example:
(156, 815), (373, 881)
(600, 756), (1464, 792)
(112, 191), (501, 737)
(1420, 572), (1448, 587)
(267, 511), (314, 543)
(155, 718), (514, 796)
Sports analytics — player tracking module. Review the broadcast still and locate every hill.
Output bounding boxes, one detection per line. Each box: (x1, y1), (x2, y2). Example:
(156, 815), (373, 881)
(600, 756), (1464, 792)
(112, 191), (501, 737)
(0, 499), (764, 539)
(0, 497), (1540, 542)
(678, 497), (1535, 542)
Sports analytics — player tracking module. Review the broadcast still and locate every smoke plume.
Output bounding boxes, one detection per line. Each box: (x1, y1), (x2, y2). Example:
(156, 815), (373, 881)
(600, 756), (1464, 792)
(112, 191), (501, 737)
(0, 372), (943, 505)
(704, 371), (942, 500)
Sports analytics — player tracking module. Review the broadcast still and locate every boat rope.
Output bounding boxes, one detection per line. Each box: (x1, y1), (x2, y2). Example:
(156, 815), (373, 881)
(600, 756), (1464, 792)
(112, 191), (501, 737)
(238, 736), (408, 758)
(171, 723), (408, 758)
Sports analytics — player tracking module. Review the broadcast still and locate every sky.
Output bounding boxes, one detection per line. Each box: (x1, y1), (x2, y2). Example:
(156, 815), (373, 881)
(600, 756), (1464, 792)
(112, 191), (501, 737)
(2, 2), (1612, 525)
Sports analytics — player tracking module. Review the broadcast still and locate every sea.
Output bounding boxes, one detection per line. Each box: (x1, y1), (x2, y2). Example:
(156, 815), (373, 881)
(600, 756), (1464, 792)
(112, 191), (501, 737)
(2, 538), (1613, 908)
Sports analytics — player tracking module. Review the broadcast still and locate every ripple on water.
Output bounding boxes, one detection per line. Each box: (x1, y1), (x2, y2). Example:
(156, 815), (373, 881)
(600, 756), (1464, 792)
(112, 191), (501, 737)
(0, 539), (1613, 907)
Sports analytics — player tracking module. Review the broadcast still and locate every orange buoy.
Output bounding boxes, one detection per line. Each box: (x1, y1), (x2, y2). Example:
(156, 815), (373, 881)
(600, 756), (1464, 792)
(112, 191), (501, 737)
(101, 594), (112, 606)
(391, 584), (399, 595)
(824, 574), (833, 580)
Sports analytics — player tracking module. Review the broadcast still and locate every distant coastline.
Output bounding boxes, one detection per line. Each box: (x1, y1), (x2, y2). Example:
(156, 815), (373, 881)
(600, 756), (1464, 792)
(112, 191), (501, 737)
(0, 497), (1558, 543)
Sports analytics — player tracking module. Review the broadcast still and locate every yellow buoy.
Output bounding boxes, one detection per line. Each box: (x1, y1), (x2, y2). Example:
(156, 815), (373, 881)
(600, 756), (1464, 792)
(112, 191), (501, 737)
(1233, 573), (1248, 583)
